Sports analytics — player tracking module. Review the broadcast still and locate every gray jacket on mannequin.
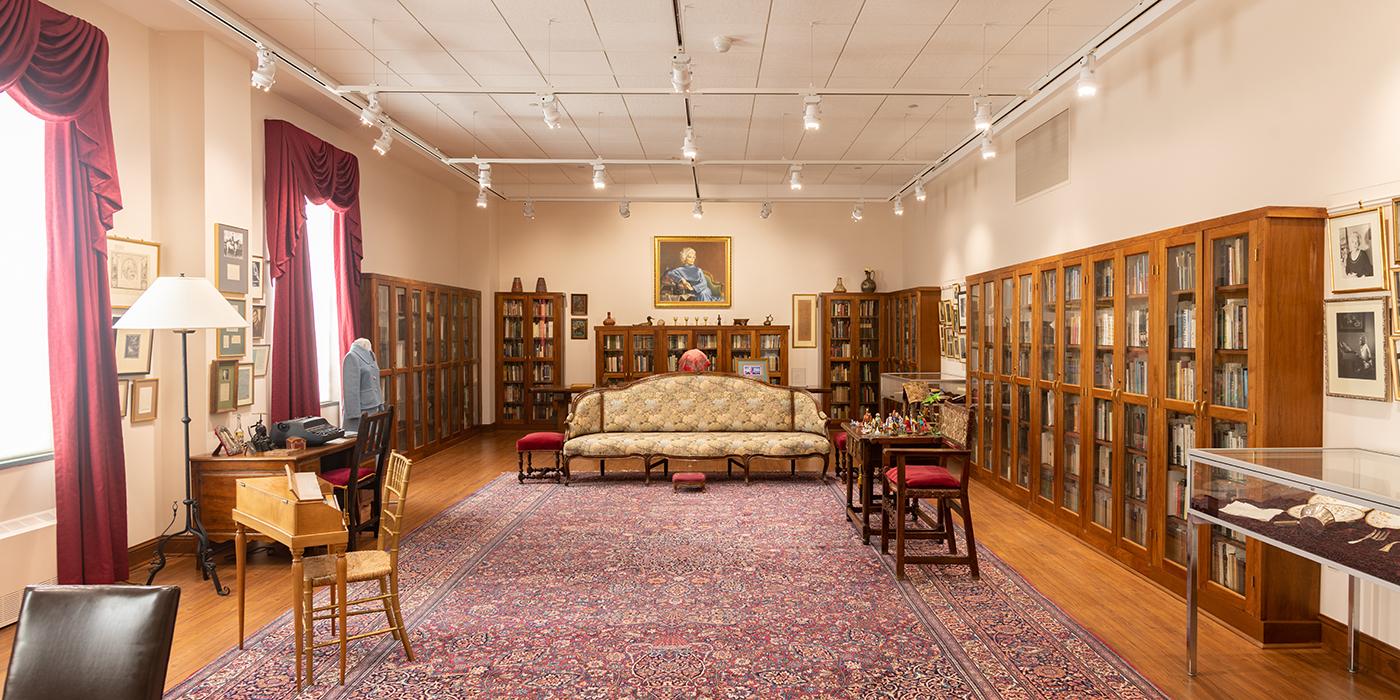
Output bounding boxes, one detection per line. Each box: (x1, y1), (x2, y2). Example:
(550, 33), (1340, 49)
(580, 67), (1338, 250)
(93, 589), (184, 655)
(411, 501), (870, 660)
(341, 339), (384, 433)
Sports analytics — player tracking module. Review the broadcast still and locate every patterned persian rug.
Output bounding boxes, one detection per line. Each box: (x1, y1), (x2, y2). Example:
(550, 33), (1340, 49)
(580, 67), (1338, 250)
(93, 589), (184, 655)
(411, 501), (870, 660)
(167, 475), (1165, 699)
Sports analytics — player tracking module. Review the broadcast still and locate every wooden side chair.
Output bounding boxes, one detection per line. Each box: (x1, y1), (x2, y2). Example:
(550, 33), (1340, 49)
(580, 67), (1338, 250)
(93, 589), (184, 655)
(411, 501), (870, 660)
(301, 451), (415, 684)
(879, 403), (979, 580)
(323, 406), (393, 550)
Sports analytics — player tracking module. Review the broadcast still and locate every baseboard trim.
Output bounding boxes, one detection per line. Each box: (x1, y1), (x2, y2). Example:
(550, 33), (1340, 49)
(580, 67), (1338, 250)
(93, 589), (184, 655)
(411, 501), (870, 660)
(1319, 615), (1400, 690)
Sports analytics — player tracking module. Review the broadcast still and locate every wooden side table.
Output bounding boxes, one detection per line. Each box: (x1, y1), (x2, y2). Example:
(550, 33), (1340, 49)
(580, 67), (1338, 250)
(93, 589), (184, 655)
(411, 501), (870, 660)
(841, 422), (943, 544)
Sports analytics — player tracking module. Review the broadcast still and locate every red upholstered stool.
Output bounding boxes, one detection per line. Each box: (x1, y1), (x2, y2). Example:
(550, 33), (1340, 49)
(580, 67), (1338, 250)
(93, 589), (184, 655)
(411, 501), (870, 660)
(672, 471), (706, 492)
(833, 431), (849, 478)
(517, 431), (566, 483)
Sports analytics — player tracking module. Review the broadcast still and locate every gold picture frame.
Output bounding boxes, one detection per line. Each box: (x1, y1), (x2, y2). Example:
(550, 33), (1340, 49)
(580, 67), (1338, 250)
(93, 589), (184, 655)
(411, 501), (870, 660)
(792, 293), (818, 348)
(1327, 208), (1387, 294)
(106, 235), (160, 309)
(654, 235), (731, 308)
(131, 378), (159, 423)
(1392, 336), (1400, 401)
(218, 299), (247, 358)
(211, 359), (238, 413)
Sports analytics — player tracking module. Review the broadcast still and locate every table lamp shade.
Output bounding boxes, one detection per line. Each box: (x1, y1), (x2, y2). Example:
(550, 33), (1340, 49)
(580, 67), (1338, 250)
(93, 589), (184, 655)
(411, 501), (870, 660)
(113, 275), (250, 330)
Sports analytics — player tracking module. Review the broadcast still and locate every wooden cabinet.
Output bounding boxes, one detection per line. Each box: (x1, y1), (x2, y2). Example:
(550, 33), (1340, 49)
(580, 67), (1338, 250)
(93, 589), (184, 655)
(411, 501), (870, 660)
(594, 324), (790, 386)
(885, 287), (941, 373)
(820, 293), (883, 421)
(966, 206), (1326, 646)
(495, 292), (565, 426)
(360, 273), (482, 459)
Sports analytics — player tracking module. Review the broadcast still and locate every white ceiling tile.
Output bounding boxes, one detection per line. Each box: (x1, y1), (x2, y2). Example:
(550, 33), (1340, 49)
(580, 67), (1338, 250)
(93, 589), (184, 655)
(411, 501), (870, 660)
(420, 21), (525, 51)
(399, 0), (502, 22)
(450, 51), (541, 76)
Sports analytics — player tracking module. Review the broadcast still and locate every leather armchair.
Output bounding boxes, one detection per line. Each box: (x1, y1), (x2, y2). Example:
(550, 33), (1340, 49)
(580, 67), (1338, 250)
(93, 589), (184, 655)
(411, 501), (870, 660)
(4, 585), (180, 700)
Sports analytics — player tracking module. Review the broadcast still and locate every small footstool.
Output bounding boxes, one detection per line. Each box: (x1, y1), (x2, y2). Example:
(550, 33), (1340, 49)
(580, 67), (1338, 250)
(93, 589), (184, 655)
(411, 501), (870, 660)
(517, 431), (566, 483)
(672, 472), (706, 492)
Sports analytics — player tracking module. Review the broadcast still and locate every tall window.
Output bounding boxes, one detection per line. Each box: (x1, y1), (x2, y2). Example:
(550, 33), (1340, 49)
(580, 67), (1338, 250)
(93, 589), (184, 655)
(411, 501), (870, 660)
(0, 95), (52, 464)
(305, 201), (340, 405)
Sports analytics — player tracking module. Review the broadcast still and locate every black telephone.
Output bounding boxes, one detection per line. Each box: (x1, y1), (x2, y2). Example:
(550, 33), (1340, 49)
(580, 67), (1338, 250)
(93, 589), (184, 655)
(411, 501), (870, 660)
(270, 416), (345, 447)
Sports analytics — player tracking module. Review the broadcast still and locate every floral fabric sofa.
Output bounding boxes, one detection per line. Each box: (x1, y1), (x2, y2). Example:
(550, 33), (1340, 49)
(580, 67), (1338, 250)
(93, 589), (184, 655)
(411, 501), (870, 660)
(563, 373), (831, 483)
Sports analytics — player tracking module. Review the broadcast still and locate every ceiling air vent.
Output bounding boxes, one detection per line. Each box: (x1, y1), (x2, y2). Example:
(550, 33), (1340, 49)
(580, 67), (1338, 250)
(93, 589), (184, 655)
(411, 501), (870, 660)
(1015, 108), (1070, 202)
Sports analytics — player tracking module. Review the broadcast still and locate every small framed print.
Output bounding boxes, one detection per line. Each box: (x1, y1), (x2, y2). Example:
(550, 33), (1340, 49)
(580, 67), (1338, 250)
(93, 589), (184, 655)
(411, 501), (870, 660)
(736, 359), (770, 383)
(1324, 296), (1391, 401)
(211, 360), (238, 413)
(237, 363), (254, 406)
(131, 378), (158, 423)
(1393, 270), (1400, 328)
(792, 294), (818, 348)
(1328, 208), (1387, 293)
(252, 344), (270, 376)
(250, 303), (267, 343)
(219, 299), (247, 358)
(113, 313), (154, 376)
(570, 293), (588, 316)
(215, 223), (250, 295)
(1391, 337), (1400, 401)
(107, 236), (160, 309)
(118, 380), (129, 417)
(570, 318), (588, 339)
(249, 255), (265, 300)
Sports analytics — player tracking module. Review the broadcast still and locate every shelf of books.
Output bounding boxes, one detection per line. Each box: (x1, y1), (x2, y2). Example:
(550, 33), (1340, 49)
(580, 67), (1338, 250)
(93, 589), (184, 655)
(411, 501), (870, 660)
(494, 292), (564, 426)
(965, 206), (1326, 645)
(820, 293), (882, 421)
(593, 325), (790, 386)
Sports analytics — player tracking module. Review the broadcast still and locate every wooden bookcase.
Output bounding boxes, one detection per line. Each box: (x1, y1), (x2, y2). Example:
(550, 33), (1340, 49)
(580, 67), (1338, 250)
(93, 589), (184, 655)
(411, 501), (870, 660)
(965, 206), (1326, 646)
(495, 292), (565, 426)
(360, 273), (482, 459)
(885, 286), (942, 373)
(594, 324), (789, 386)
(819, 293), (884, 421)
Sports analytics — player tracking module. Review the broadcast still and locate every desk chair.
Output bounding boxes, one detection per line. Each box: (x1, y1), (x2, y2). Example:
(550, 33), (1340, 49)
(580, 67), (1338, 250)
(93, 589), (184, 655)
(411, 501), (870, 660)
(879, 403), (979, 580)
(3, 585), (180, 700)
(323, 406), (393, 550)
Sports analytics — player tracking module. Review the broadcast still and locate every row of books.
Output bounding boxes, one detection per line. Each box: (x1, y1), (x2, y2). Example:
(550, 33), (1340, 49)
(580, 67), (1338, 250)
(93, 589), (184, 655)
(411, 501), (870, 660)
(1095, 262), (1115, 300)
(1043, 271), (1058, 301)
(1126, 307), (1149, 346)
(1214, 362), (1249, 408)
(1212, 534), (1248, 593)
(601, 355), (625, 374)
(831, 386), (851, 403)
(830, 300), (851, 318)
(530, 338), (554, 359)
(502, 318), (524, 341)
(858, 320), (879, 339)
(1094, 309), (1115, 344)
(1217, 299), (1248, 349)
(860, 363), (879, 382)
(502, 384), (524, 404)
(1214, 236), (1249, 286)
(830, 341), (851, 357)
(830, 364), (850, 382)
(632, 354), (654, 373)
(532, 320), (556, 339)
(1170, 358), (1197, 399)
(1126, 356), (1148, 394)
(1124, 501), (1148, 545)
(731, 335), (751, 350)
(1125, 455), (1148, 500)
(858, 300), (881, 317)
(1170, 303), (1198, 348)
(1093, 486), (1112, 528)
(1094, 400), (1114, 440)
(1169, 246), (1197, 292)
(531, 299), (555, 317)
(1065, 266), (1084, 301)
(859, 340), (879, 357)
(1168, 418), (1198, 467)
(501, 339), (525, 358)
(532, 365), (553, 383)
(760, 335), (782, 350)
(1093, 353), (1115, 387)
(501, 363), (525, 382)
(1166, 468), (1188, 519)
(1215, 423), (1248, 448)
(1126, 254), (1150, 296)
(501, 299), (525, 317)
(602, 335), (624, 351)
(1126, 408), (1148, 451)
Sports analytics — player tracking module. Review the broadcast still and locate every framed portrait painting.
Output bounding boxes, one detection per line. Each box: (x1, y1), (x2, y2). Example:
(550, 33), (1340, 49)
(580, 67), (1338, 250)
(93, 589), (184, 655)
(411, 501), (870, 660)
(131, 378), (158, 423)
(571, 293), (588, 316)
(1327, 209), (1387, 293)
(1324, 296), (1390, 401)
(107, 236), (160, 309)
(570, 318), (588, 339)
(791, 294), (817, 348)
(216, 223), (250, 295)
(250, 303), (267, 343)
(655, 236), (731, 308)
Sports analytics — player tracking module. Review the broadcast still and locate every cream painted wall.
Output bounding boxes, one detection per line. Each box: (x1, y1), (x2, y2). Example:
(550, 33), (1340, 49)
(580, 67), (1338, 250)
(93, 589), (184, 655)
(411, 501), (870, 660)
(900, 0), (1400, 647)
(494, 200), (905, 394)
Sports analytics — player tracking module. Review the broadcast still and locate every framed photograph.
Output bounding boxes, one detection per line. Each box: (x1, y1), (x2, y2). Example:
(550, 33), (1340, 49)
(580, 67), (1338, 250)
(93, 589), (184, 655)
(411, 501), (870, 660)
(1327, 209), (1387, 293)
(252, 344), (270, 376)
(130, 378), (158, 423)
(219, 299), (247, 358)
(237, 363), (254, 406)
(211, 359), (238, 413)
(571, 293), (588, 316)
(250, 303), (267, 343)
(792, 293), (818, 348)
(112, 312), (154, 377)
(1392, 337), (1400, 401)
(1324, 296), (1391, 401)
(570, 318), (588, 340)
(107, 236), (160, 309)
(215, 223), (250, 295)
(117, 380), (129, 418)
(249, 255), (265, 300)
(956, 286), (967, 330)
(1393, 270), (1400, 328)
(213, 425), (243, 455)
(655, 236), (731, 307)
(735, 359), (770, 383)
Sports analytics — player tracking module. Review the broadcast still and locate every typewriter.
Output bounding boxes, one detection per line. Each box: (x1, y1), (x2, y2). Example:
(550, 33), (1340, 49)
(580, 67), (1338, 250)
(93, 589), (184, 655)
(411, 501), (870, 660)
(269, 416), (345, 447)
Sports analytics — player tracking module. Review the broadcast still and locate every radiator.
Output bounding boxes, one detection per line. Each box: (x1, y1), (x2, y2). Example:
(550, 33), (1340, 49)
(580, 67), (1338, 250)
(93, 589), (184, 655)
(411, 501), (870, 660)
(0, 509), (57, 627)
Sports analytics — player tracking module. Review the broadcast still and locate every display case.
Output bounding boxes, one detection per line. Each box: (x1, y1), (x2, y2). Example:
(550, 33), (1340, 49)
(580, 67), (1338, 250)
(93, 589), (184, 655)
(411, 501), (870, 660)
(495, 291), (564, 426)
(1186, 447), (1400, 675)
(877, 372), (967, 415)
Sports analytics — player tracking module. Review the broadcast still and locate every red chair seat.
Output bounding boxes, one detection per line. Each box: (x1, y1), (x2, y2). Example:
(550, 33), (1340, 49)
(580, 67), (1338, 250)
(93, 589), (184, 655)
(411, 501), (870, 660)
(321, 466), (376, 487)
(885, 465), (959, 489)
(516, 431), (565, 451)
(672, 472), (706, 484)
(833, 431), (847, 449)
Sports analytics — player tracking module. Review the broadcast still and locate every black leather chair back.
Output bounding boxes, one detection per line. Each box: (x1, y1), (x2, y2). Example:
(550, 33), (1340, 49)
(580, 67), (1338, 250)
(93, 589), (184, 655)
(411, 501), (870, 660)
(4, 585), (180, 700)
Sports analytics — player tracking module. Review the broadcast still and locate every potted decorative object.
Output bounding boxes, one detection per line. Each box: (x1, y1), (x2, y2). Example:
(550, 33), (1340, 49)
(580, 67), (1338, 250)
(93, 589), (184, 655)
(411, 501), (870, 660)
(511, 277), (524, 293)
(833, 277), (847, 293)
(861, 269), (877, 293)
(763, 315), (774, 326)
(732, 318), (749, 326)
(603, 312), (616, 326)
(535, 277), (548, 292)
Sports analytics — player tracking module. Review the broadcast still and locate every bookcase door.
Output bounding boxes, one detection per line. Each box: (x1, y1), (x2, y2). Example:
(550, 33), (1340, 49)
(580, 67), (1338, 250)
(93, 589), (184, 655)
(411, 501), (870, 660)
(663, 330), (692, 372)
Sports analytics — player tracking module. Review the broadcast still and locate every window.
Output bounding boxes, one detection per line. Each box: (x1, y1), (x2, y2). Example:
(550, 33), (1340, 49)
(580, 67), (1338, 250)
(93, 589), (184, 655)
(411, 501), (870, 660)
(305, 200), (341, 405)
(0, 94), (52, 465)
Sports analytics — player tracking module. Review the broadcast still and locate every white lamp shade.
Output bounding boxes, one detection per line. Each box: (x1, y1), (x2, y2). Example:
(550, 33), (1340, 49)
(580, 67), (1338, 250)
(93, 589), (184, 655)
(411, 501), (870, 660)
(113, 275), (251, 330)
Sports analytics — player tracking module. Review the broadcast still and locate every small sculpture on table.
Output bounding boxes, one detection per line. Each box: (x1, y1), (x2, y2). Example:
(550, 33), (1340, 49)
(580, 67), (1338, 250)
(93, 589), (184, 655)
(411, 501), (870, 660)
(763, 315), (773, 326)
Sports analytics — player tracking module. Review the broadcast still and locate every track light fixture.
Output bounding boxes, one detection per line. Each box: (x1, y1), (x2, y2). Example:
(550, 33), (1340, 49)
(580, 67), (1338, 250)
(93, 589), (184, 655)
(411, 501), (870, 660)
(802, 95), (822, 131)
(592, 161), (606, 190)
(1077, 51), (1099, 98)
(372, 124), (393, 156)
(250, 45), (276, 92)
(980, 131), (997, 160)
(523, 200), (535, 219)
(691, 200), (704, 219)
(539, 93), (562, 129)
(788, 165), (803, 191)
(619, 200), (631, 219)
(681, 126), (698, 160)
(475, 190), (487, 208)
(851, 201), (864, 222)
(358, 92), (382, 127)
(893, 197), (904, 216)
(477, 162), (492, 190)
(972, 95), (991, 132)
(759, 201), (773, 219)
(914, 182), (926, 202)
(671, 52), (692, 93)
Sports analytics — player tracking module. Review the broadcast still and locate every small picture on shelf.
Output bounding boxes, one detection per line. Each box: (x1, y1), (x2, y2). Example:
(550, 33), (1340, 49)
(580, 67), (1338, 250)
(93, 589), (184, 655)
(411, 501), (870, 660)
(1324, 296), (1390, 401)
(570, 318), (588, 339)
(570, 293), (588, 316)
(736, 359), (770, 383)
(1327, 208), (1386, 293)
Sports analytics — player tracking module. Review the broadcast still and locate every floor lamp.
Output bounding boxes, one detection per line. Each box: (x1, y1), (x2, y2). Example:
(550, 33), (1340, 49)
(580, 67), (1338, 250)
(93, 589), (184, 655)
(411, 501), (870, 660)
(115, 274), (249, 596)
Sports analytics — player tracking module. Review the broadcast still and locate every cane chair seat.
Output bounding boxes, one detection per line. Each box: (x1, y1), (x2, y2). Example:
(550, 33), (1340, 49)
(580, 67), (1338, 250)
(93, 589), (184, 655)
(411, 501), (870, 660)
(302, 549), (392, 587)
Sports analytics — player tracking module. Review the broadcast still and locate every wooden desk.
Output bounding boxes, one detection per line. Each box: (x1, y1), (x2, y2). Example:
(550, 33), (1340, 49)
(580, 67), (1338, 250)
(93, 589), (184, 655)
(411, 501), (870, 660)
(233, 475), (349, 690)
(840, 422), (943, 543)
(192, 438), (356, 542)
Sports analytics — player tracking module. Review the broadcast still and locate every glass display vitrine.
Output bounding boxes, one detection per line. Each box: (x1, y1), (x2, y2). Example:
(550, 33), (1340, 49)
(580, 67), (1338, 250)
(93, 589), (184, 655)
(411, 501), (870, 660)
(1017, 273), (1032, 378)
(1092, 397), (1114, 530)
(599, 328), (626, 385)
(969, 284), (981, 374)
(696, 329), (720, 369)
(758, 329), (784, 379)
(500, 296), (524, 422)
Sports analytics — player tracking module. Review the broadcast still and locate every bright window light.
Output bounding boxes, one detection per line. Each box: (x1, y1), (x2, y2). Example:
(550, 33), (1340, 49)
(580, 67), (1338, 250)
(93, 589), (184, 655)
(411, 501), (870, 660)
(0, 95), (52, 463)
(305, 200), (341, 405)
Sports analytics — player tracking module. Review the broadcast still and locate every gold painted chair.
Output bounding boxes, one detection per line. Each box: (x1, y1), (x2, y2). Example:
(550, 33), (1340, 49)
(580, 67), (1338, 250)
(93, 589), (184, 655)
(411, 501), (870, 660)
(300, 451), (415, 683)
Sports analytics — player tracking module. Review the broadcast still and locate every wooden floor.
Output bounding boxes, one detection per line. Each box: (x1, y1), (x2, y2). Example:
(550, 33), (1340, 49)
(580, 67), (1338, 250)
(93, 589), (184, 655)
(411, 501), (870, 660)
(1, 430), (1397, 698)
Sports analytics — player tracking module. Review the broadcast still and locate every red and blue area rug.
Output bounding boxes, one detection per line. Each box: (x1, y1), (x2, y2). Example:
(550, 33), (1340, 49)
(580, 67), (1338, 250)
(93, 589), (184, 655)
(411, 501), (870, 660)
(167, 475), (1165, 698)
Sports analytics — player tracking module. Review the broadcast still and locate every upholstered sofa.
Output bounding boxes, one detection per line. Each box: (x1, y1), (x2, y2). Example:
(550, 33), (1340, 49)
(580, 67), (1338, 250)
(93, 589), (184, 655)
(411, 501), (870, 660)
(563, 373), (831, 483)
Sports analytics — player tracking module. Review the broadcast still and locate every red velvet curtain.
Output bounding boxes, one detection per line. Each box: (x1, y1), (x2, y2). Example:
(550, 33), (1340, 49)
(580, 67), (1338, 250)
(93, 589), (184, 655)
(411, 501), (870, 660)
(264, 119), (364, 421)
(1, 0), (128, 583)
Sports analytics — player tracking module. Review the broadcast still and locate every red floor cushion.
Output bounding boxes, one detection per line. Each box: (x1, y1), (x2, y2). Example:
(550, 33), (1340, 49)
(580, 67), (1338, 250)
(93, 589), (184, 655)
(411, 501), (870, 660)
(321, 466), (375, 487)
(517, 431), (565, 451)
(672, 472), (706, 484)
(885, 465), (959, 489)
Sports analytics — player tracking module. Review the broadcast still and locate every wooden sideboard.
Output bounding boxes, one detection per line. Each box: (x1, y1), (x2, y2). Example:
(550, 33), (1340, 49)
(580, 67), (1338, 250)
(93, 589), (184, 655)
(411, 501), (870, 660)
(190, 438), (356, 542)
